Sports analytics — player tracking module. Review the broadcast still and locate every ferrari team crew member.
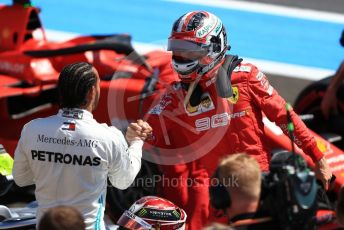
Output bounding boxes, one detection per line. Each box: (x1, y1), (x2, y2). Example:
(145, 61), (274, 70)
(13, 62), (152, 230)
(145, 11), (332, 229)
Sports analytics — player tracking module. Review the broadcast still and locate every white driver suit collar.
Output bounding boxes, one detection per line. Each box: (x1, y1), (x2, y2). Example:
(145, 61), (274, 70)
(58, 108), (93, 120)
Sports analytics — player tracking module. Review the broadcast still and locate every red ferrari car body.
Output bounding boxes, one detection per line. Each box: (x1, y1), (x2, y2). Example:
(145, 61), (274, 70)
(0, 2), (177, 156)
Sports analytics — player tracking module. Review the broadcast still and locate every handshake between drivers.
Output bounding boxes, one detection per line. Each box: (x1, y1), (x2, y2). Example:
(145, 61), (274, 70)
(126, 119), (152, 143)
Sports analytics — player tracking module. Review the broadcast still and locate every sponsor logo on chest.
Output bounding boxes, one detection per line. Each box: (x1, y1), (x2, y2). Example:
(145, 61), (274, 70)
(186, 93), (215, 116)
(194, 110), (248, 131)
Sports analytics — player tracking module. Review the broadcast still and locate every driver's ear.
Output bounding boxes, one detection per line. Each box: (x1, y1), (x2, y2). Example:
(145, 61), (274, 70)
(86, 85), (96, 105)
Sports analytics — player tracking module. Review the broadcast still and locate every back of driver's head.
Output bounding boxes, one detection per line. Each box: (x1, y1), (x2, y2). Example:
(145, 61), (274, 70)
(57, 62), (97, 109)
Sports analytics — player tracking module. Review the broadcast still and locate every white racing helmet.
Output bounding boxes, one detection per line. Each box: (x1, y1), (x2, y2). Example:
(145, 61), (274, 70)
(117, 196), (187, 230)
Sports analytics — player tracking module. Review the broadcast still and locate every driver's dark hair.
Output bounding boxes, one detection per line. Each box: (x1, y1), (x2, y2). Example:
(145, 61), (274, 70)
(58, 62), (97, 108)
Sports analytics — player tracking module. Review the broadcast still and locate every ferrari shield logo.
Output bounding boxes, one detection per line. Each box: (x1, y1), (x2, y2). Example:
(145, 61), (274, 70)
(227, 86), (239, 104)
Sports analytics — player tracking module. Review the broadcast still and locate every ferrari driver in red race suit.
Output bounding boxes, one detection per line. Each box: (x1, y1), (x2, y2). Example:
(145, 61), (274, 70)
(144, 11), (332, 230)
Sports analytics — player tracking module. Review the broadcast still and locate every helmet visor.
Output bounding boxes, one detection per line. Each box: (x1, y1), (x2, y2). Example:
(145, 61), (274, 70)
(117, 210), (152, 230)
(167, 38), (210, 53)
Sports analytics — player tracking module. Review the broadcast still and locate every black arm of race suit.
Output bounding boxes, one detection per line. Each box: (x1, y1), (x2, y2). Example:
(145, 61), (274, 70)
(216, 55), (242, 98)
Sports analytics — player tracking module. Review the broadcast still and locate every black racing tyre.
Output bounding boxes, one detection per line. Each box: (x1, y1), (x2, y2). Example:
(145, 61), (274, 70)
(106, 157), (161, 221)
(294, 76), (331, 115)
(294, 75), (344, 149)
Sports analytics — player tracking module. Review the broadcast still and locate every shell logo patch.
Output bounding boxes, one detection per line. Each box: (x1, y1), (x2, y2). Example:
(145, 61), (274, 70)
(316, 139), (332, 155)
(186, 94), (215, 115)
(227, 86), (239, 104)
(186, 97), (212, 113)
(186, 103), (198, 113)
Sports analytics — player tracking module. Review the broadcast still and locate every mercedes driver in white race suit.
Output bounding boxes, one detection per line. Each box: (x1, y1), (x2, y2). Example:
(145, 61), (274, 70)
(13, 62), (152, 230)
